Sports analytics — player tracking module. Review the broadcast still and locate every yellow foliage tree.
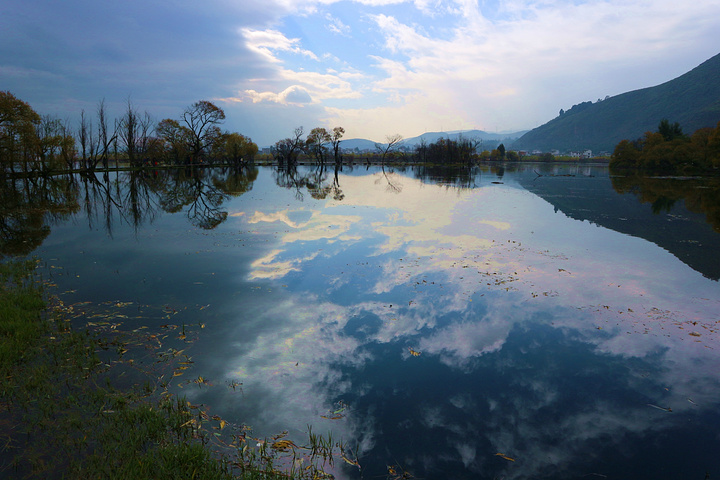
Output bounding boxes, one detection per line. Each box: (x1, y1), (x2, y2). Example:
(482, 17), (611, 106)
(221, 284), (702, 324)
(0, 91), (41, 175)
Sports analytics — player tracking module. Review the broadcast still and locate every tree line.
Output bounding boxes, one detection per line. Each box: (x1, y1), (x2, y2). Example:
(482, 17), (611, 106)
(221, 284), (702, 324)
(610, 119), (720, 173)
(7, 90), (665, 175)
(272, 128), (517, 166)
(272, 126), (347, 166)
(0, 91), (259, 176)
(0, 91), (524, 175)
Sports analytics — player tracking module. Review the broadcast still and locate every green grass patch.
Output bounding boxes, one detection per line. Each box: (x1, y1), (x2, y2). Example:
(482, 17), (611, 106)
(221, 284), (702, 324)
(0, 258), (353, 479)
(0, 259), (47, 369)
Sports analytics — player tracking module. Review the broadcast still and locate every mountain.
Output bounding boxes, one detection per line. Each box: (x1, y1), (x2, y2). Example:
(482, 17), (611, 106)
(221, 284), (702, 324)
(338, 138), (378, 151)
(402, 129), (527, 148)
(512, 52), (720, 153)
(341, 129), (528, 152)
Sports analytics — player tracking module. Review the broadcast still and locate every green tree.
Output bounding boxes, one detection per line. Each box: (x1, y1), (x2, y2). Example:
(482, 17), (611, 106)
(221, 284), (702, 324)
(687, 127), (714, 171)
(707, 121), (720, 168)
(497, 143), (506, 159)
(0, 91), (41, 175)
(538, 152), (555, 163)
(222, 132), (258, 166)
(34, 115), (76, 173)
(610, 139), (641, 169)
(657, 118), (684, 142)
(422, 137), (476, 164)
(156, 119), (191, 165)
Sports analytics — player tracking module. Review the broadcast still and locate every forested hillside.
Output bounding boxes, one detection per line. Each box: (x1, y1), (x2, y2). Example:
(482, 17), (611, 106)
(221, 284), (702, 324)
(512, 52), (720, 153)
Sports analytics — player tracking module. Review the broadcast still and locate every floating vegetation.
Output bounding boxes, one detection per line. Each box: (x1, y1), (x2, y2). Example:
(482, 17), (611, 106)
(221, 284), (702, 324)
(387, 463), (414, 479)
(321, 400), (348, 420)
(647, 404), (673, 412)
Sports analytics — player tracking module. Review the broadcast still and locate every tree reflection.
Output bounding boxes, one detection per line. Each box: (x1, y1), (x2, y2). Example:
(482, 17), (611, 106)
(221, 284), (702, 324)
(1, 167), (258, 256)
(412, 163), (478, 189)
(78, 170), (163, 235)
(611, 174), (720, 232)
(212, 166), (259, 197)
(157, 167), (257, 229)
(0, 175), (79, 257)
(273, 163), (344, 201)
(378, 165), (403, 193)
(158, 170), (227, 229)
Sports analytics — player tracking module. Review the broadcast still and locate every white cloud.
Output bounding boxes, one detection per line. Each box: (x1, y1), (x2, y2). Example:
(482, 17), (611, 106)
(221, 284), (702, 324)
(241, 28), (320, 63)
(227, 66), (363, 107)
(325, 13), (351, 35)
(321, 0), (720, 136)
(4, 0), (719, 147)
(419, 316), (512, 365)
(352, 0), (407, 5)
(244, 85), (314, 104)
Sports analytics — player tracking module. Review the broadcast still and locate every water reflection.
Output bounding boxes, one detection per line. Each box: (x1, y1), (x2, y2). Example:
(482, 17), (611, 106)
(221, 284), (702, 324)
(0, 175), (79, 256)
(10, 165), (720, 479)
(274, 163), (345, 201)
(520, 168), (720, 280)
(612, 173), (720, 229)
(185, 169), (719, 479)
(1, 167), (258, 256)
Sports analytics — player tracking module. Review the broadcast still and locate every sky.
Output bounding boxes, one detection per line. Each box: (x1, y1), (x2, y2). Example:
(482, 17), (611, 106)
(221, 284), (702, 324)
(2, 0), (719, 147)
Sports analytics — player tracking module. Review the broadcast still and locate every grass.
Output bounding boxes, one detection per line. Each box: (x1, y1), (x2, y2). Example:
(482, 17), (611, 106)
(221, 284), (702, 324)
(0, 258), (353, 479)
(0, 259), (47, 368)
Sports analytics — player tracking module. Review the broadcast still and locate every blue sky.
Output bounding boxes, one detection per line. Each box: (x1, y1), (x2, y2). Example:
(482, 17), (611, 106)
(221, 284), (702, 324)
(2, 0), (719, 146)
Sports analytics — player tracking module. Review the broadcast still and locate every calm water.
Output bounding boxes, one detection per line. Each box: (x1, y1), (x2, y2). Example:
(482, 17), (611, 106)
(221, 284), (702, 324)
(7, 164), (720, 479)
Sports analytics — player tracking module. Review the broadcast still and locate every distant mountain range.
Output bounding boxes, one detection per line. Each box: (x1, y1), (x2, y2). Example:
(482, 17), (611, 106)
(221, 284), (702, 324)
(512, 52), (720, 153)
(341, 129), (527, 152)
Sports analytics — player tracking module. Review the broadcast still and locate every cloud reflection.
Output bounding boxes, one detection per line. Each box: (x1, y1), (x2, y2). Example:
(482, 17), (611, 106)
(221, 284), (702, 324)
(207, 169), (720, 478)
(247, 208), (362, 279)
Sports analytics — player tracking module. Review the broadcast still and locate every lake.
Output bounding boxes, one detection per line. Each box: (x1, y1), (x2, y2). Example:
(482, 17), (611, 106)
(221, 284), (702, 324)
(5, 163), (720, 479)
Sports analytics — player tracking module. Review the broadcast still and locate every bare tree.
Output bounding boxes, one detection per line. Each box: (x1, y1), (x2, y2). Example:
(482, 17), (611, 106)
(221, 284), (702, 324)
(57, 117), (76, 172)
(117, 106), (153, 166)
(375, 134), (403, 165)
(415, 137), (428, 163)
(182, 100), (225, 161)
(330, 126), (345, 164)
(78, 109), (90, 167)
(306, 127), (330, 164)
(118, 99), (139, 166)
(81, 100), (117, 172)
(272, 126), (305, 166)
(97, 99), (116, 171)
(137, 112), (154, 160)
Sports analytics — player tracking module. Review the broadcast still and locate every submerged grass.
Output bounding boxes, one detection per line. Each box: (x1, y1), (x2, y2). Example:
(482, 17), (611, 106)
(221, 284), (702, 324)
(0, 259), (352, 479)
(0, 259), (47, 368)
